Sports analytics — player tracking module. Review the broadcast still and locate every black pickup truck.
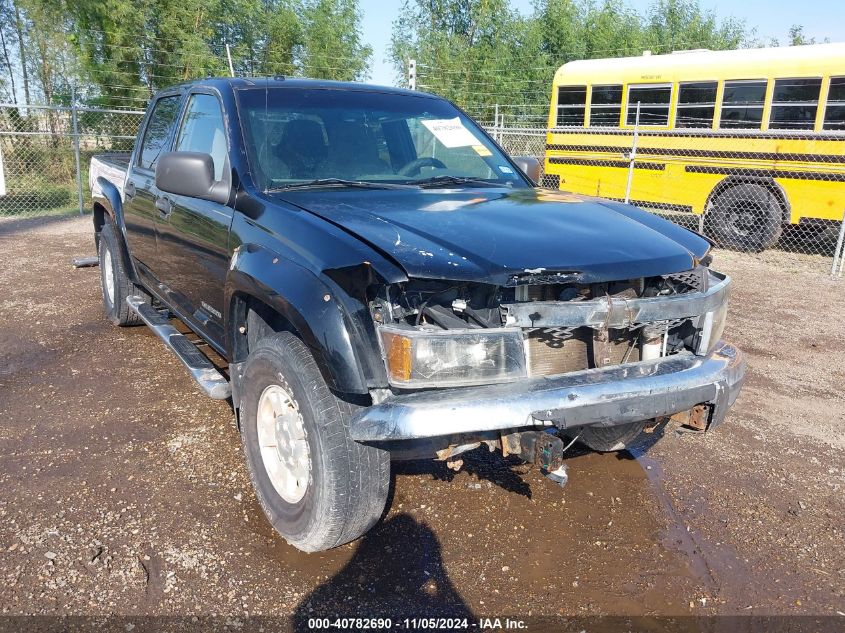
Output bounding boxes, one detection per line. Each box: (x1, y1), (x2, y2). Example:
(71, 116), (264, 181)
(89, 77), (745, 552)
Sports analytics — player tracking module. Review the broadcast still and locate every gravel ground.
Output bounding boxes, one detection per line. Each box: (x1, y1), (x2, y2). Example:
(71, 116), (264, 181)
(0, 215), (843, 620)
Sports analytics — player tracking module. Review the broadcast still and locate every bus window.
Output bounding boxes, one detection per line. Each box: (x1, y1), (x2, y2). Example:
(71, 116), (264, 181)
(769, 78), (821, 130)
(556, 86), (587, 126)
(720, 80), (767, 129)
(627, 84), (671, 126)
(589, 85), (622, 127)
(823, 76), (845, 130)
(676, 81), (717, 128)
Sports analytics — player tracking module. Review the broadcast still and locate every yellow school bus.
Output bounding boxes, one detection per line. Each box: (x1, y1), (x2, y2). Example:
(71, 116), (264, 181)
(544, 43), (845, 251)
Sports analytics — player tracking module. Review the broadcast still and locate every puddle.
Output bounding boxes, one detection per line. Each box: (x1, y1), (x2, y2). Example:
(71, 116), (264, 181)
(633, 448), (719, 595)
(629, 430), (755, 608)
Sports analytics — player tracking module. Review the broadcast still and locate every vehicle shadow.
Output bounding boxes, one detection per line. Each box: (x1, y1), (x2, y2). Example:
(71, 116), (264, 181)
(387, 420), (676, 500)
(292, 513), (475, 629)
(392, 449), (533, 498)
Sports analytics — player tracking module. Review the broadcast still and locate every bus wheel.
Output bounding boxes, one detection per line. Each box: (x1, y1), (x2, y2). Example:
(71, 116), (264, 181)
(704, 183), (783, 252)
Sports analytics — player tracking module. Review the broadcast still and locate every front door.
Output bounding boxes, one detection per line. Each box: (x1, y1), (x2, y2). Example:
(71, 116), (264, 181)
(122, 94), (182, 280)
(154, 92), (233, 346)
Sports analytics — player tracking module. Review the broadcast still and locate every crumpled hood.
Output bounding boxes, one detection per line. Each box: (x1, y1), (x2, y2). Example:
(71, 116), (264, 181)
(274, 187), (711, 285)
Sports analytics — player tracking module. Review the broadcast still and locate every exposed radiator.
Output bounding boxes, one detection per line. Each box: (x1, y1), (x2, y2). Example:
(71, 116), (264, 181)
(525, 327), (641, 377)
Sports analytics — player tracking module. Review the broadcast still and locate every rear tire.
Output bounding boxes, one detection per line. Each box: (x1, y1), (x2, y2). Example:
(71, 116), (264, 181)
(704, 183), (783, 252)
(239, 332), (390, 552)
(98, 219), (145, 326)
(572, 421), (646, 452)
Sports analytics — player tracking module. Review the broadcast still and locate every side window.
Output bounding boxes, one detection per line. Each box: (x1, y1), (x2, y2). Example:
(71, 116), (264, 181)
(676, 81), (717, 128)
(138, 96), (181, 171)
(627, 84), (671, 126)
(589, 85), (622, 127)
(175, 94), (228, 181)
(556, 86), (586, 126)
(824, 77), (845, 130)
(769, 78), (821, 130)
(720, 80), (767, 129)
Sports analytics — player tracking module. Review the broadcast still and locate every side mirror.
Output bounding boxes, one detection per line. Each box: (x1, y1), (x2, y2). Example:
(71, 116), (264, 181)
(512, 156), (541, 185)
(155, 152), (230, 204)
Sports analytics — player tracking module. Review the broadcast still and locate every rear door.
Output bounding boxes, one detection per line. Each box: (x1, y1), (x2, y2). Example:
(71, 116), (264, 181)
(154, 91), (233, 345)
(123, 93), (182, 278)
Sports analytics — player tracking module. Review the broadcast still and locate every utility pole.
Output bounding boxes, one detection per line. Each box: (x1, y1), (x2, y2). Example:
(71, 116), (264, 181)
(226, 44), (235, 77)
(408, 59), (416, 90)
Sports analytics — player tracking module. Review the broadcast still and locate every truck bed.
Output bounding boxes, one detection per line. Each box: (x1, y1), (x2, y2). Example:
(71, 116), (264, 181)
(90, 153), (131, 201)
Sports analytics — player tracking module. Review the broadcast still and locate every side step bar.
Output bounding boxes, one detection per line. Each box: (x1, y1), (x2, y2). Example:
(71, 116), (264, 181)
(126, 295), (231, 400)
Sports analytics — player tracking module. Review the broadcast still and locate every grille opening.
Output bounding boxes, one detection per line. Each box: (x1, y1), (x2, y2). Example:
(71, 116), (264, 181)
(525, 318), (695, 377)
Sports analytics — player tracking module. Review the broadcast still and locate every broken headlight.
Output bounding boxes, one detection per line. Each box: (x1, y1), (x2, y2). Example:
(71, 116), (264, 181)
(378, 326), (527, 388)
(696, 296), (728, 354)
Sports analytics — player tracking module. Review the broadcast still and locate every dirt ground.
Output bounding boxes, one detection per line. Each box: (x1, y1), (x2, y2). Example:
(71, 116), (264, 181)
(0, 215), (843, 623)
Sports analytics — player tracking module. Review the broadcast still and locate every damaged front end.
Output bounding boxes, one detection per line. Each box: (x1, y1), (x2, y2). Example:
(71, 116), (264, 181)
(353, 263), (745, 480)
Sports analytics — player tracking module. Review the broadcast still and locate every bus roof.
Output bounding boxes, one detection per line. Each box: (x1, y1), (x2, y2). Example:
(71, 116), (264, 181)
(554, 42), (845, 84)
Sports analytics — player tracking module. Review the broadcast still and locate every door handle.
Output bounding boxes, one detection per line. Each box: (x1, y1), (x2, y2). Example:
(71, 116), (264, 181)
(155, 197), (172, 218)
(124, 181), (136, 201)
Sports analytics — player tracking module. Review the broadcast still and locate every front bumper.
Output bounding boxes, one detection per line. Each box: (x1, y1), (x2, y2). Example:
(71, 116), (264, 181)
(349, 341), (745, 442)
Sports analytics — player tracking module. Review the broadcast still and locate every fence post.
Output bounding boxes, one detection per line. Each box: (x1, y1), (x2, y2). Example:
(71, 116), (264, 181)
(833, 209), (845, 277)
(494, 104), (500, 142)
(624, 101), (640, 205)
(71, 87), (84, 216)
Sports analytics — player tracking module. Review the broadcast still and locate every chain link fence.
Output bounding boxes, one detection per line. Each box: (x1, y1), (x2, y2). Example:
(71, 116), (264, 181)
(487, 123), (845, 275)
(2, 100), (843, 275)
(0, 103), (144, 218)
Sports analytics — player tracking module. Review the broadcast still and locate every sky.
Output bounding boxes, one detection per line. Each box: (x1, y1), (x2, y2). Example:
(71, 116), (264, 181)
(359, 0), (845, 86)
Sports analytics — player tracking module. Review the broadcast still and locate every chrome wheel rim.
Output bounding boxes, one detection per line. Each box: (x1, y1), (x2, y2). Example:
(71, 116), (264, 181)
(256, 384), (311, 504)
(103, 248), (115, 306)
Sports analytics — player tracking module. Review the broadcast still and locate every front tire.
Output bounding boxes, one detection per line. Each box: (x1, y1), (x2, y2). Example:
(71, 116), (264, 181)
(704, 183), (783, 252)
(239, 332), (390, 552)
(572, 421), (646, 452)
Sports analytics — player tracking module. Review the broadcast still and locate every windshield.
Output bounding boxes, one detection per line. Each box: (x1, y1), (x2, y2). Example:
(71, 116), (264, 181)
(235, 87), (528, 190)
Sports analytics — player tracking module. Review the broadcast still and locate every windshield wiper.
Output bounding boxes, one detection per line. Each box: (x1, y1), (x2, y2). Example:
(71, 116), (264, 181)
(410, 175), (500, 188)
(267, 178), (415, 191)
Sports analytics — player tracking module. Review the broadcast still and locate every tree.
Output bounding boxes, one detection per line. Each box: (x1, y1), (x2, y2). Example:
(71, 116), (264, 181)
(300, 0), (372, 81)
(390, 0), (542, 118)
(63, 0), (370, 105)
(390, 0), (755, 122)
(0, 0), (371, 107)
(537, 0), (645, 62)
(0, 0), (17, 102)
(21, 0), (80, 105)
(0, 0), (81, 105)
(642, 0), (747, 53)
(218, 0), (303, 77)
(13, 0), (31, 103)
(787, 25), (826, 47)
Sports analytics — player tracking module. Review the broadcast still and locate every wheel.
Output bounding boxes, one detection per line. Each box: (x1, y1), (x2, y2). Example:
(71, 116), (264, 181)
(239, 332), (390, 552)
(704, 183), (783, 252)
(571, 421), (646, 452)
(98, 219), (145, 326)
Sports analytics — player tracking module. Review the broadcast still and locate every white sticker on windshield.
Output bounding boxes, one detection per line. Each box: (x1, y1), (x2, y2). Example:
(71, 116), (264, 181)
(421, 117), (481, 148)
(498, 165), (514, 174)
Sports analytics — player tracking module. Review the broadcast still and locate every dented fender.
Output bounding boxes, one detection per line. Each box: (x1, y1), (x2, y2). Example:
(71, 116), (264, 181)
(93, 176), (140, 283)
(224, 242), (387, 394)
